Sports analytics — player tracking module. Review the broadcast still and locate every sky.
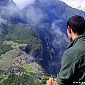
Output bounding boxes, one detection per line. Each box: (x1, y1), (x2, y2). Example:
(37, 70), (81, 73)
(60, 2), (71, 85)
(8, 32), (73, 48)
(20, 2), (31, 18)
(13, 0), (85, 11)
(13, 0), (35, 9)
(60, 0), (85, 11)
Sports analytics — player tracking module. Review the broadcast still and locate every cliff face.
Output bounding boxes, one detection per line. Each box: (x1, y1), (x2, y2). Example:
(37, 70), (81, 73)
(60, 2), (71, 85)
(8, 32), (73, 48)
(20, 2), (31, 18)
(0, 0), (85, 84)
(0, 48), (43, 75)
(21, 0), (85, 73)
(0, 24), (45, 85)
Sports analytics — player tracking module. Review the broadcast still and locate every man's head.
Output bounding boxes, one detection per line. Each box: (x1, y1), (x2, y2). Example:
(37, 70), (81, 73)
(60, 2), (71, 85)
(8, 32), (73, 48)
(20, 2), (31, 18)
(67, 15), (85, 41)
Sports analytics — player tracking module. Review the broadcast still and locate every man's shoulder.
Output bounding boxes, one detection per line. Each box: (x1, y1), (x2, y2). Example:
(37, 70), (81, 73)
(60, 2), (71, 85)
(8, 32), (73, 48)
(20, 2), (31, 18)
(62, 48), (74, 64)
(64, 44), (85, 62)
(64, 46), (77, 57)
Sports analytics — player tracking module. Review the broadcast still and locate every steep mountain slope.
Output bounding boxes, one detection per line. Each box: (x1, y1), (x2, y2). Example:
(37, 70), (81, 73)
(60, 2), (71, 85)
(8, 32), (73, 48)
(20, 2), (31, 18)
(0, 24), (47, 85)
(20, 0), (85, 73)
(0, 0), (85, 85)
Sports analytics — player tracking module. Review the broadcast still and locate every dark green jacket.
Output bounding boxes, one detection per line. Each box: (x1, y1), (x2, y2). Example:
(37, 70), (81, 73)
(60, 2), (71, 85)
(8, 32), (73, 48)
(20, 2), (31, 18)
(57, 34), (85, 85)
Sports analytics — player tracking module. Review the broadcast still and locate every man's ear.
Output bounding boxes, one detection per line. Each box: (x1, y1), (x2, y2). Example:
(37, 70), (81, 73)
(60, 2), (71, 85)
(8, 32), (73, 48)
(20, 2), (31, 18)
(67, 26), (71, 34)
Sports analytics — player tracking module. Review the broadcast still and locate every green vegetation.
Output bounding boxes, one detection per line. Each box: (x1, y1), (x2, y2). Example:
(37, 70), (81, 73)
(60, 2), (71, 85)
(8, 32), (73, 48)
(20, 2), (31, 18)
(0, 74), (37, 85)
(0, 23), (40, 55)
(22, 64), (37, 74)
(0, 44), (13, 55)
(5, 24), (39, 44)
(0, 69), (49, 85)
(0, 23), (50, 85)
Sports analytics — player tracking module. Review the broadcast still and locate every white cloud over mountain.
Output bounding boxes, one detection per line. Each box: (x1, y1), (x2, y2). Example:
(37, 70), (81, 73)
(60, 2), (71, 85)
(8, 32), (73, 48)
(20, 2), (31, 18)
(60, 0), (85, 11)
(13, 0), (85, 11)
(13, 0), (35, 9)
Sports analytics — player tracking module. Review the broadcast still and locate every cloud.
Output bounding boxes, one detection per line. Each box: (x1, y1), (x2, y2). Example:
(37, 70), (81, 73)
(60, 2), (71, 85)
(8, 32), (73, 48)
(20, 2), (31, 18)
(0, 0), (19, 16)
(0, 16), (7, 24)
(51, 21), (69, 47)
(13, 0), (85, 11)
(13, 0), (35, 9)
(5, 4), (19, 16)
(24, 6), (47, 25)
(60, 0), (85, 11)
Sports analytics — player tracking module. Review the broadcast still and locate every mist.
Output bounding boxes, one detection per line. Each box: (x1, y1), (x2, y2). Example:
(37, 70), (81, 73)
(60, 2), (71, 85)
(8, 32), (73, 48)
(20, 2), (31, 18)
(24, 6), (47, 25)
(0, 16), (7, 24)
(0, 0), (20, 25)
(0, 0), (69, 55)
(13, 0), (36, 9)
(1, 0), (84, 73)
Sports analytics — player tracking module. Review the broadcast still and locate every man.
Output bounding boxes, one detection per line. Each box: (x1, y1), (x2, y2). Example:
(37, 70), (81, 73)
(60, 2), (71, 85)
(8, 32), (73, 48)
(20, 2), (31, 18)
(47, 15), (85, 85)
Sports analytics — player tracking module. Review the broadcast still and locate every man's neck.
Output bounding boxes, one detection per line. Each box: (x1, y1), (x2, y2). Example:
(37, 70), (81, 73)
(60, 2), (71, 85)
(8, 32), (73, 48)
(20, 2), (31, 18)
(72, 34), (78, 41)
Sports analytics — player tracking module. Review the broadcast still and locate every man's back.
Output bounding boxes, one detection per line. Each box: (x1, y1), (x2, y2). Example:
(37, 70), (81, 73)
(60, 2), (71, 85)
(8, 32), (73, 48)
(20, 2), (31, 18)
(46, 15), (85, 85)
(57, 34), (85, 85)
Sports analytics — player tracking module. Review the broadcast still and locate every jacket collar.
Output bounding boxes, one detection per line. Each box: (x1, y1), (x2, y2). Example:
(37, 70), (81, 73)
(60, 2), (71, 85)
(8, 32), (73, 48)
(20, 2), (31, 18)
(67, 34), (85, 49)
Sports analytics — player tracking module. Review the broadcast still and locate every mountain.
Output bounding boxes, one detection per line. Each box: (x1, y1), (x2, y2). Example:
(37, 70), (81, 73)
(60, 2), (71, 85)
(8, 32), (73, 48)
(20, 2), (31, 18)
(0, 0), (85, 73)
(0, 23), (47, 85)
(0, 0), (85, 84)
(20, 0), (85, 73)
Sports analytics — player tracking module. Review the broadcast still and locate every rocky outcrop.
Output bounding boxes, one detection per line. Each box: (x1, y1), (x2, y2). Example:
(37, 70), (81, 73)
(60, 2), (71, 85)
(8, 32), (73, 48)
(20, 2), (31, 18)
(0, 47), (44, 76)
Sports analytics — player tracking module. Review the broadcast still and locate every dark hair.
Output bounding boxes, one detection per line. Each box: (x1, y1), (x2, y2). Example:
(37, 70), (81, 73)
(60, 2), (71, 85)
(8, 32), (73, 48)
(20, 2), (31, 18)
(67, 15), (85, 35)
